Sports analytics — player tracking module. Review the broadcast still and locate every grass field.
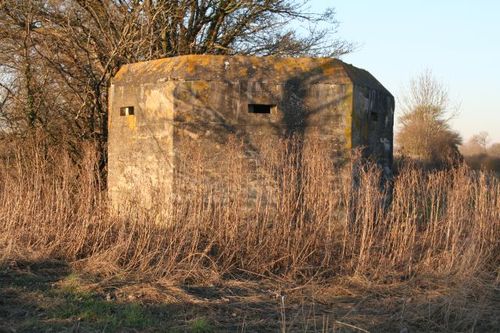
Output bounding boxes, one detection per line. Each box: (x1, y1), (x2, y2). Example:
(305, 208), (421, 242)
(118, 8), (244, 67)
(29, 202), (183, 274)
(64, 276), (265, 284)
(4, 259), (496, 332)
(1, 140), (499, 332)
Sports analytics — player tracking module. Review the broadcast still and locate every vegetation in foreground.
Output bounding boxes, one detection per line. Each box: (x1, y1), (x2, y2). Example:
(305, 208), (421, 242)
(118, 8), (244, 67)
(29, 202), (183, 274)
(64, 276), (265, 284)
(0, 138), (499, 332)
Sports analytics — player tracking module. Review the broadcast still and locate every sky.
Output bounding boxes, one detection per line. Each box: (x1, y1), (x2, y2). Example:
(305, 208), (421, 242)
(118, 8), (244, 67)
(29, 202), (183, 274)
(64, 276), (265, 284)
(307, 0), (500, 143)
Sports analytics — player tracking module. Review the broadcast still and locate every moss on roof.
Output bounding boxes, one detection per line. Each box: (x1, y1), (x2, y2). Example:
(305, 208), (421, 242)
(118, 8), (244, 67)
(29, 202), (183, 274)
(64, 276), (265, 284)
(112, 55), (391, 96)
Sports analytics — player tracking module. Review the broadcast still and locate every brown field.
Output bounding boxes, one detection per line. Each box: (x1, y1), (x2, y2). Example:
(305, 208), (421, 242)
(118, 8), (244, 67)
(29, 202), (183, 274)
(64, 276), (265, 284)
(0, 138), (499, 332)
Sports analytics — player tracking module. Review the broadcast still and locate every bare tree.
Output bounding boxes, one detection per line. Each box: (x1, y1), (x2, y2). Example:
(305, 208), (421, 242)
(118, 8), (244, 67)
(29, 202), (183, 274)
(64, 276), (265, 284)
(396, 70), (462, 165)
(460, 132), (490, 156)
(471, 132), (490, 152)
(488, 143), (500, 158)
(0, 0), (353, 159)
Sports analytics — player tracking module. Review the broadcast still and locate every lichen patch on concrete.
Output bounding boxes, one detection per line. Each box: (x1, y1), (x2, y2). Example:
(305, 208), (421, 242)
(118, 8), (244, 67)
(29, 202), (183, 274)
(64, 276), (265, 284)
(108, 55), (394, 208)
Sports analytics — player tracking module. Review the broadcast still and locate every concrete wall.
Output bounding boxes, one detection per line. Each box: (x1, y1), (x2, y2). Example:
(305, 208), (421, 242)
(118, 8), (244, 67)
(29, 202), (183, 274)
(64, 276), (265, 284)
(352, 85), (395, 175)
(108, 55), (394, 208)
(108, 82), (176, 208)
(170, 80), (353, 197)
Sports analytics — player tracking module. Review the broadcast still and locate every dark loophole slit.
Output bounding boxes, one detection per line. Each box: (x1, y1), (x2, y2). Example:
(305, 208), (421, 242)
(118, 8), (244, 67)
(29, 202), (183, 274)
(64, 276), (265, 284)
(248, 104), (274, 114)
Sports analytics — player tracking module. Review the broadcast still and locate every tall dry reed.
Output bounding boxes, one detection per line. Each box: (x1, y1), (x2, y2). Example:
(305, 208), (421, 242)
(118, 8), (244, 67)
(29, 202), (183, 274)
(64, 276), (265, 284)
(1, 137), (498, 285)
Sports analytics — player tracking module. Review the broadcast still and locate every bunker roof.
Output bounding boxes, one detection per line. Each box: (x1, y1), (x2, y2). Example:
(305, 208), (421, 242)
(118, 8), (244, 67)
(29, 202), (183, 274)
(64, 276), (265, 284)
(112, 55), (391, 95)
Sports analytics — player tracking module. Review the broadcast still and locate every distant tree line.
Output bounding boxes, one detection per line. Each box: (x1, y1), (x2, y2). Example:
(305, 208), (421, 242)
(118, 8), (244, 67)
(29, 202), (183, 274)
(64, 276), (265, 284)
(460, 132), (500, 173)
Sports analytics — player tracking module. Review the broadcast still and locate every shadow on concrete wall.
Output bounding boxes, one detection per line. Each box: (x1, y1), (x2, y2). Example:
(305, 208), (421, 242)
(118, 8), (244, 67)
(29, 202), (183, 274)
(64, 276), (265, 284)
(168, 61), (349, 181)
(162, 62), (350, 220)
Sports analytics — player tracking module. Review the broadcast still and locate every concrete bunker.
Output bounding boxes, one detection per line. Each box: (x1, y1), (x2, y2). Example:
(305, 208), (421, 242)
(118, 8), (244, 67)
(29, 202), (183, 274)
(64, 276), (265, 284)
(108, 55), (394, 208)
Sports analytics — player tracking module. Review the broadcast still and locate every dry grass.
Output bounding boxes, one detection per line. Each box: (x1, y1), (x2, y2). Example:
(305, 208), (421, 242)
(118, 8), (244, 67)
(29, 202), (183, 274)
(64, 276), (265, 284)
(0, 136), (499, 331)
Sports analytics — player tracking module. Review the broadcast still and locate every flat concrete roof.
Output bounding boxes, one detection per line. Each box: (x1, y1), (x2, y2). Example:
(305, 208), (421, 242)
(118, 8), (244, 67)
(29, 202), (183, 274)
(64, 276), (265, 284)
(112, 55), (391, 96)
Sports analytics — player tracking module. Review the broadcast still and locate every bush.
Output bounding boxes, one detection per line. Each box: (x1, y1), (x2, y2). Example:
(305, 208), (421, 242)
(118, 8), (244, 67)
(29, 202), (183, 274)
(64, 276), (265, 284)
(396, 71), (462, 167)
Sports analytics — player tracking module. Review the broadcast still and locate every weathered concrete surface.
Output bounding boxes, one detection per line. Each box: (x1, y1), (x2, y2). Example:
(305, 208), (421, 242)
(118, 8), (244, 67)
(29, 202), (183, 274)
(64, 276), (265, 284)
(108, 55), (394, 208)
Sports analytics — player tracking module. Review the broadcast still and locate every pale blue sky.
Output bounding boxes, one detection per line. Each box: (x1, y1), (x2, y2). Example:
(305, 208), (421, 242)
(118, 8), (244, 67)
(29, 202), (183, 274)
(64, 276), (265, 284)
(308, 0), (500, 142)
